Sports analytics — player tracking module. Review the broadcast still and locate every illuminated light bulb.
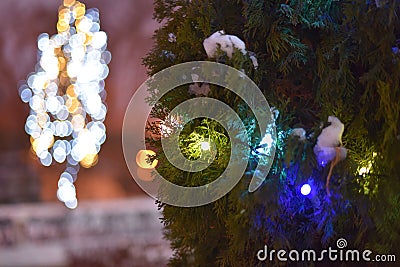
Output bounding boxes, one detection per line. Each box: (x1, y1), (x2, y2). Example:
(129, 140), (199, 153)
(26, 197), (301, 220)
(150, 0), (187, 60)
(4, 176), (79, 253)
(57, 21), (70, 33)
(63, 0), (76, 8)
(66, 97), (80, 113)
(53, 146), (67, 163)
(300, 184), (312, 196)
(200, 141), (210, 151)
(80, 153), (98, 168)
(65, 198), (78, 209)
(37, 33), (50, 51)
(45, 96), (61, 114)
(92, 31), (107, 49)
(40, 151), (53, 167)
(73, 3), (86, 20)
(57, 182), (76, 202)
(66, 84), (76, 96)
(136, 150), (158, 169)
(358, 167), (368, 176)
(19, 87), (33, 103)
(76, 16), (93, 33)
(29, 95), (45, 111)
(37, 113), (50, 127)
(357, 156), (375, 176)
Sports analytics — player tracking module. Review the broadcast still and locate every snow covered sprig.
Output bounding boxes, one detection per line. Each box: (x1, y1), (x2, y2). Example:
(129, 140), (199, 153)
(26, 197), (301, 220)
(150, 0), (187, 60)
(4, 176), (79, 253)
(203, 30), (246, 58)
(203, 30), (258, 69)
(291, 128), (306, 141)
(313, 116), (347, 196)
(314, 116), (347, 167)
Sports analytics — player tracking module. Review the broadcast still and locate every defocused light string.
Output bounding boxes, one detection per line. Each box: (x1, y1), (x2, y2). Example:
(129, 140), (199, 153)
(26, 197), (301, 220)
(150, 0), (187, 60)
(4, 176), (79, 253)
(19, 0), (111, 209)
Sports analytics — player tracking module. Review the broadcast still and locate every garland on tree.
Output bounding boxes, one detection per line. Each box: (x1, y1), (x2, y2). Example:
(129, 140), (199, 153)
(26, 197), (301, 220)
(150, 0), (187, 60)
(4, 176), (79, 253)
(143, 0), (400, 266)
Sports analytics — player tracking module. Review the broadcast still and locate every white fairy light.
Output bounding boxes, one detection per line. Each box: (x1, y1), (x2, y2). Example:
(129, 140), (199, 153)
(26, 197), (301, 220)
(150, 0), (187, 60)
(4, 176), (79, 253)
(357, 152), (377, 176)
(65, 198), (78, 209)
(20, 0), (110, 209)
(300, 184), (312, 196)
(168, 33), (177, 43)
(200, 141), (211, 151)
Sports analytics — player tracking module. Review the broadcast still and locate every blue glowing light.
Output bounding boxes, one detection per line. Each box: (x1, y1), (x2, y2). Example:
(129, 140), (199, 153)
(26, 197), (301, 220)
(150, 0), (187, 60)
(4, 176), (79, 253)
(300, 184), (311, 196)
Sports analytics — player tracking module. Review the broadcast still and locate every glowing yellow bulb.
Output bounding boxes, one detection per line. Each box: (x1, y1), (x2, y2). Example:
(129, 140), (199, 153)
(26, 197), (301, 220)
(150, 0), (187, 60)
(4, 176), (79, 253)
(30, 134), (54, 154)
(58, 9), (70, 23)
(57, 21), (70, 33)
(63, 0), (76, 7)
(73, 3), (86, 20)
(80, 153), (98, 168)
(31, 138), (38, 153)
(136, 150), (158, 169)
(66, 97), (80, 113)
(358, 160), (373, 176)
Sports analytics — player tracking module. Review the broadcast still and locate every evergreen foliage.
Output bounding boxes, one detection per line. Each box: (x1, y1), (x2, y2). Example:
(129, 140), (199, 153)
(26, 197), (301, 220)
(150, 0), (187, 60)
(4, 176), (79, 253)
(144, 0), (400, 265)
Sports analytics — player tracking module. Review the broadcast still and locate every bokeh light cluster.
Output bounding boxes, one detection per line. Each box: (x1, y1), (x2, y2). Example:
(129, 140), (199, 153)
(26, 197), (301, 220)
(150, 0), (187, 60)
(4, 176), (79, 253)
(19, 0), (111, 209)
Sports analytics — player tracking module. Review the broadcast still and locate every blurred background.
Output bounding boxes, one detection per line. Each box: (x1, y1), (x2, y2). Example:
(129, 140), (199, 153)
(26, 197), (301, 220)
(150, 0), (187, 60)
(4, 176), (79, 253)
(0, 0), (171, 266)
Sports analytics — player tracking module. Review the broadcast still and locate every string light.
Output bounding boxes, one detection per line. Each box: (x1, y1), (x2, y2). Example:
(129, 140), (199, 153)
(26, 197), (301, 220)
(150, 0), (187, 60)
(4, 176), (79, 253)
(136, 150), (158, 169)
(135, 150), (158, 182)
(357, 152), (377, 176)
(300, 184), (312, 196)
(200, 141), (211, 151)
(20, 0), (111, 209)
